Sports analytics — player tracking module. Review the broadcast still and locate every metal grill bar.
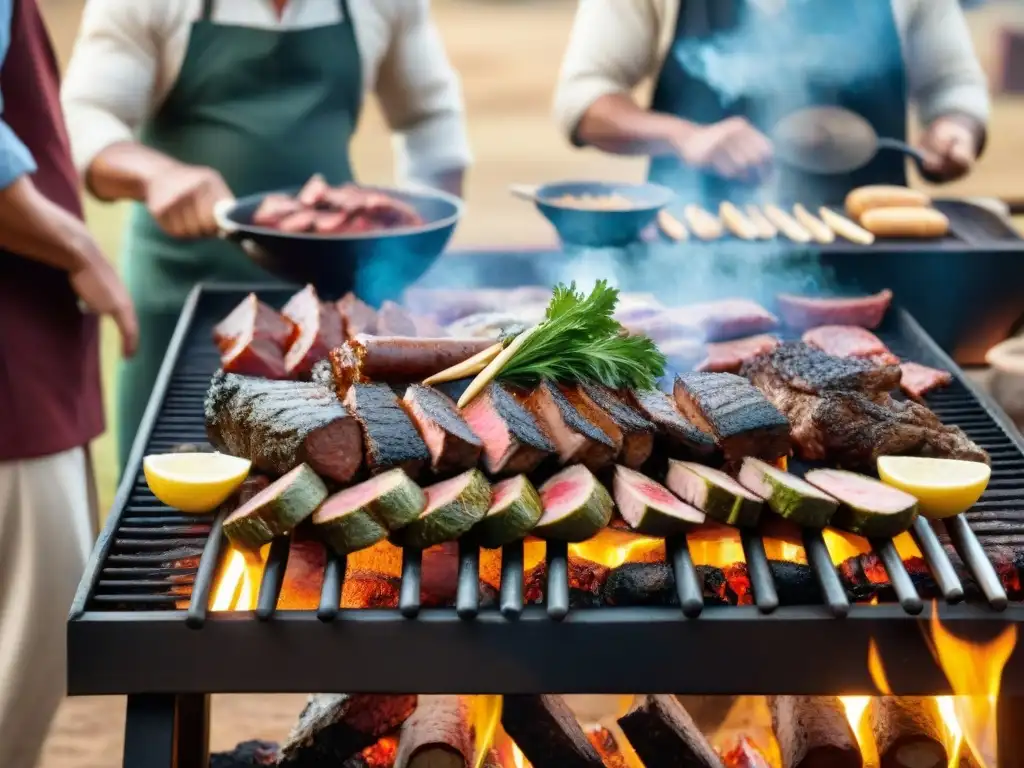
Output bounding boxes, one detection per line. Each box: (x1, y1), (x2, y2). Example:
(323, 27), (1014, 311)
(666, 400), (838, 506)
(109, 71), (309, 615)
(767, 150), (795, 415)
(546, 541), (570, 620)
(873, 539), (923, 615)
(946, 515), (1009, 610)
(910, 517), (964, 603)
(317, 551), (346, 622)
(256, 538), (290, 620)
(186, 512), (227, 628)
(456, 540), (481, 620)
(667, 535), (703, 618)
(741, 529), (779, 614)
(804, 529), (850, 617)
(499, 541), (524, 619)
(399, 547), (422, 618)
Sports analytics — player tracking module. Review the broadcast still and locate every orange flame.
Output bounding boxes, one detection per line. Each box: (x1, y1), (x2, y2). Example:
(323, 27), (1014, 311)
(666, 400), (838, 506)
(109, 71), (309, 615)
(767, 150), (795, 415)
(823, 529), (922, 565)
(839, 696), (878, 764)
(210, 545), (265, 611)
(471, 696), (503, 768)
(569, 529), (665, 569)
(927, 610), (1017, 767)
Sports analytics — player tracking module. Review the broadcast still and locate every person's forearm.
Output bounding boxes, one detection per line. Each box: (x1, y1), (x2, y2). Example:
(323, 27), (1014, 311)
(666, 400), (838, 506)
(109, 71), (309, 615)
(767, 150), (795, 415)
(575, 94), (695, 156)
(934, 111), (988, 157)
(424, 168), (464, 199)
(85, 141), (181, 203)
(0, 176), (98, 271)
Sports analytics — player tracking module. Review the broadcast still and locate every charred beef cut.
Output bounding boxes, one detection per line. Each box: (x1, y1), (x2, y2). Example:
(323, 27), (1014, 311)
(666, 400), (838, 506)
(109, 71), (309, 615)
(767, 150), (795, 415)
(673, 372), (790, 464)
(281, 285), (346, 378)
(344, 383), (430, 478)
(627, 388), (718, 461)
(461, 383), (553, 476)
(746, 342), (900, 395)
(578, 382), (655, 469)
(526, 380), (620, 471)
(205, 371), (364, 483)
(402, 384), (482, 474)
(213, 293), (297, 354)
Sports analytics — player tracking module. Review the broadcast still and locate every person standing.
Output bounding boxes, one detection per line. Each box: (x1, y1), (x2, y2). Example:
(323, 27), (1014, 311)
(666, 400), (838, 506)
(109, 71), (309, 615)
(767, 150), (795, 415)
(553, 0), (989, 207)
(61, 0), (472, 469)
(0, 0), (138, 764)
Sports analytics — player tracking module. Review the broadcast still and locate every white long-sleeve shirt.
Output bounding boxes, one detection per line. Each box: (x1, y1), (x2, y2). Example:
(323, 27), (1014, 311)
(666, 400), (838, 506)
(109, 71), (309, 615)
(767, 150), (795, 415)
(554, 0), (991, 142)
(60, 0), (471, 186)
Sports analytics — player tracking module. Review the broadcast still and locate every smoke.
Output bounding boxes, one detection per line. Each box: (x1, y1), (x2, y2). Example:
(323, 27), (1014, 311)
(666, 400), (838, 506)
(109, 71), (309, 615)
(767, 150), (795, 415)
(671, 0), (886, 117)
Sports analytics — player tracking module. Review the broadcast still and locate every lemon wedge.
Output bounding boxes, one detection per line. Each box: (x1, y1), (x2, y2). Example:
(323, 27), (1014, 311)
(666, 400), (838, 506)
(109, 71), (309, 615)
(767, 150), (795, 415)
(876, 456), (990, 519)
(143, 452), (251, 513)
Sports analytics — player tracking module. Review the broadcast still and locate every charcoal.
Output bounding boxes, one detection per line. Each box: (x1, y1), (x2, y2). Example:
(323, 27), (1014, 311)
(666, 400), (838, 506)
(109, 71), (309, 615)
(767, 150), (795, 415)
(210, 740), (279, 767)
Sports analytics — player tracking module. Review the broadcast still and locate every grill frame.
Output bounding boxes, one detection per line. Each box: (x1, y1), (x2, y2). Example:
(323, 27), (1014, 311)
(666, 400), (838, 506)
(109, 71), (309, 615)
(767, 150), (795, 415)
(68, 282), (1024, 697)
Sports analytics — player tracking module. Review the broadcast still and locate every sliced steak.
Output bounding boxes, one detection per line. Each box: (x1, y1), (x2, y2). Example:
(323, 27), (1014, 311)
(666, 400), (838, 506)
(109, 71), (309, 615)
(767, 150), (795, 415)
(205, 371), (363, 483)
(525, 380), (620, 471)
(344, 383), (430, 478)
(776, 289), (892, 331)
(578, 382), (655, 469)
(461, 383), (553, 476)
(402, 384), (482, 475)
(627, 388), (718, 460)
(673, 372), (790, 463)
(213, 292), (296, 354)
(742, 341), (900, 395)
(900, 361), (952, 400)
(802, 325), (900, 366)
(281, 285), (346, 378)
(696, 334), (780, 373)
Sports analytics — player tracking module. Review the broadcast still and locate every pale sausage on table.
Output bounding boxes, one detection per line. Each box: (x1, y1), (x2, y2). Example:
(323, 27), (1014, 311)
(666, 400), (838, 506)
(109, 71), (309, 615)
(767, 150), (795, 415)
(792, 204), (835, 244)
(818, 207), (875, 245)
(683, 204), (725, 240)
(719, 202), (759, 240)
(860, 207), (950, 238)
(763, 204), (812, 243)
(845, 185), (930, 221)
(745, 205), (778, 239)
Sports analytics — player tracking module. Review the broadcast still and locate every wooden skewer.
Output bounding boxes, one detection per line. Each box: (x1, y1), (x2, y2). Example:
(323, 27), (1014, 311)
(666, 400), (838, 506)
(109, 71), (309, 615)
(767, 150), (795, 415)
(762, 204), (812, 243)
(719, 202), (759, 240)
(422, 342), (503, 385)
(745, 205), (778, 239)
(683, 204), (724, 240)
(457, 324), (543, 408)
(792, 203), (835, 244)
(818, 207), (875, 245)
(657, 210), (689, 241)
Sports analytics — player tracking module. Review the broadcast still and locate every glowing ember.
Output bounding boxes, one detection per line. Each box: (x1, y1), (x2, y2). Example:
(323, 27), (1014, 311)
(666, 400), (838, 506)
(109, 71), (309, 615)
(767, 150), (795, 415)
(927, 610), (1017, 767)
(569, 529), (665, 569)
(823, 529), (922, 565)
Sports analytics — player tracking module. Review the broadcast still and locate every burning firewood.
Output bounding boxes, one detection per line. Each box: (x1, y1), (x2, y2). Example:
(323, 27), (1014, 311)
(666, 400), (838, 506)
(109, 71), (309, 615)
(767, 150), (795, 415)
(394, 695), (474, 768)
(617, 694), (724, 768)
(868, 697), (947, 768)
(344, 736), (399, 768)
(501, 694), (603, 767)
(585, 725), (630, 767)
(278, 694), (417, 767)
(767, 696), (860, 768)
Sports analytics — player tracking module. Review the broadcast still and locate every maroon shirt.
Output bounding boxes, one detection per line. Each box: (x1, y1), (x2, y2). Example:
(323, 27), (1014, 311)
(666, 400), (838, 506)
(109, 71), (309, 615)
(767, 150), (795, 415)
(0, 0), (103, 460)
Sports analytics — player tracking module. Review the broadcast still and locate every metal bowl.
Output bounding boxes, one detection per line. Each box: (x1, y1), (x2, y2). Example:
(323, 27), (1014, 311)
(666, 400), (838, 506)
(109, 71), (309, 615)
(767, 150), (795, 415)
(522, 181), (675, 248)
(213, 185), (463, 303)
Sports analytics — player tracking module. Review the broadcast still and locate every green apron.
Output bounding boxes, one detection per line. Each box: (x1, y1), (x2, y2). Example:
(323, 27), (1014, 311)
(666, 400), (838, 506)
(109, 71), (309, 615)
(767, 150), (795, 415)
(117, 0), (363, 470)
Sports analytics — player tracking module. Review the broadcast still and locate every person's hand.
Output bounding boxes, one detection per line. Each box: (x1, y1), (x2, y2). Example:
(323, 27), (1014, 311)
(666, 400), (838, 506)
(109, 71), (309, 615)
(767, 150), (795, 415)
(145, 163), (233, 238)
(918, 116), (979, 183)
(70, 247), (139, 358)
(673, 116), (774, 183)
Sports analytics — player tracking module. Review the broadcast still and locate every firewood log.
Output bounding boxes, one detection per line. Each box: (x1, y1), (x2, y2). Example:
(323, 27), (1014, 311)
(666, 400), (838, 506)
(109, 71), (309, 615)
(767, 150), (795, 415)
(279, 694), (417, 767)
(617, 694), (724, 768)
(869, 697), (947, 768)
(768, 696), (860, 768)
(394, 696), (474, 768)
(502, 694), (603, 768)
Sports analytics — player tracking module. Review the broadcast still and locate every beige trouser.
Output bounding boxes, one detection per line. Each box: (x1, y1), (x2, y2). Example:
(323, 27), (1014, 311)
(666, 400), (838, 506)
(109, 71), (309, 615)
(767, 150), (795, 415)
(0, 447), (97, 768)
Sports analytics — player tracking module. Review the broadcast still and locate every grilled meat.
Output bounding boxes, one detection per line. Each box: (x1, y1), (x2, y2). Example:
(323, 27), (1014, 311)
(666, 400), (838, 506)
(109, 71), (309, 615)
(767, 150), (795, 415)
(900, 361), (952, 400)
(776, 289), (892, 331)
(221, 329), (288, 379)
(525, 380), (620, 471)
(803, 325), (900, 365)
(402, 384), (482, 474)
(328, 335), (495, 395)
(579, 382), (655, 469)
(376, 300), (418, 336)
(281, 285), (346, 378)
(461, 383), (553, 476)
(673, 372), (790, 463)
(742, 341), (900, 395)
(344, 383), (430, 478)
(627, 388), (718, 460)
(337, 292), (378, 338)
(205, 371), (364, 482)
(697, 334), (780, 373)
(213, 292), (296, 354)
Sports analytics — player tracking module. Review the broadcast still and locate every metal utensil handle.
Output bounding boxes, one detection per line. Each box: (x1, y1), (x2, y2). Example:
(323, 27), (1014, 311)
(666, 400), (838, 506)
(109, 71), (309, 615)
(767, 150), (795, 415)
(875, 137), (928, 171)
(508, 184), (540, 202)
(212, 197), (246, 244)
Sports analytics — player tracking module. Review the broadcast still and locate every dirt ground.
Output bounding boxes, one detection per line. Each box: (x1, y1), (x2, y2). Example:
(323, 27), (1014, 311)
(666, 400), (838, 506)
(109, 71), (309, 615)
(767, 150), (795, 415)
(33, 0), (1024, 765)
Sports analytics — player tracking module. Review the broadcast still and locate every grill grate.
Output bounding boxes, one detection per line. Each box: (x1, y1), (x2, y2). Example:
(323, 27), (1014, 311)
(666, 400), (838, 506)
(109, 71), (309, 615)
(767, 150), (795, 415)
(80, 285), (1018, 622)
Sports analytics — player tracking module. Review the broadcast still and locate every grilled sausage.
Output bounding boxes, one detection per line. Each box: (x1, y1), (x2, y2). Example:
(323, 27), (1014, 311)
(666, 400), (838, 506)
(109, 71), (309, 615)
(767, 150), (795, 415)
(818, 208), (875, 245)
(719, 202), (759, 240)
(845, 185), (930, 221)
(860, 207), (950, 239)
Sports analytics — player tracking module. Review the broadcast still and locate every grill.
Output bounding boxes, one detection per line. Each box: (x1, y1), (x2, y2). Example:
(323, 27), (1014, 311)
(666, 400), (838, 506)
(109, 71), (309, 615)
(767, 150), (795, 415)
(67, 282), (1024, 768)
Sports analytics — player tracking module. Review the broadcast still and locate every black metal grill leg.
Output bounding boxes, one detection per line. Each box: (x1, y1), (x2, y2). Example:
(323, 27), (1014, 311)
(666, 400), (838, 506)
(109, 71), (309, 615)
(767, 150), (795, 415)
(174, 694), (211, 768)
(999, 695), (1024, 768)
(122, 693), (209, 768)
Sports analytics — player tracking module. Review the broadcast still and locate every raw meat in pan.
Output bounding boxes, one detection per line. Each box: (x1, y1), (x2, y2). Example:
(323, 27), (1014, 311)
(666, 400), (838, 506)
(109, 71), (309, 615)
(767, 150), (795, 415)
(898, 361), (953, 400)
(802, 325), (900, 365)
(696, 334), (780, 373)
(251, 194), (304, 227)
(776, 289), (892, 331)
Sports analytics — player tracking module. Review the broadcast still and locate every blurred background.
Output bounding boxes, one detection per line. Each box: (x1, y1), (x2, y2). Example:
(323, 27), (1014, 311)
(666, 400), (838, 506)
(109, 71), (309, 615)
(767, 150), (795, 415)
(36, 0), (1024, 764)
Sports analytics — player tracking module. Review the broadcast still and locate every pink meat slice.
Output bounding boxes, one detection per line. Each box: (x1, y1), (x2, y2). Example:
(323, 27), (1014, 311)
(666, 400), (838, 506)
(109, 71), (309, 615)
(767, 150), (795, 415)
(802, 325), (899, 365)
(899, 361), (952, 400)
(696, 334), (780, 373)
(664, 299), (778, 342)
(776, 289), (893, 331)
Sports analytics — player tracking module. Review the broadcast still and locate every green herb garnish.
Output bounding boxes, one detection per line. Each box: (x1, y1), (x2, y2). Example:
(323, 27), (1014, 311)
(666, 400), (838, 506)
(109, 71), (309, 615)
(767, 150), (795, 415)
(496, 280), (665, 389)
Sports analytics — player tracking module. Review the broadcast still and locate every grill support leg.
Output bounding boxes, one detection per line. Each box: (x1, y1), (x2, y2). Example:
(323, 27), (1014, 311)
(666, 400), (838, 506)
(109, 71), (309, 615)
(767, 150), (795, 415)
(999, 695), (1024, 768)
(122, 694), (210, 768)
